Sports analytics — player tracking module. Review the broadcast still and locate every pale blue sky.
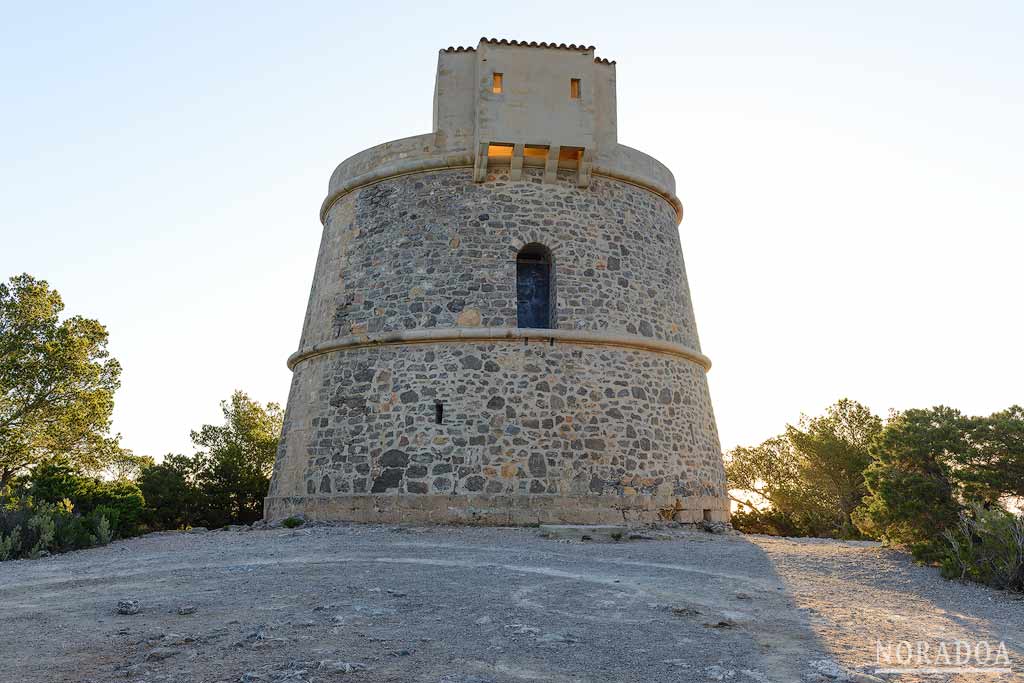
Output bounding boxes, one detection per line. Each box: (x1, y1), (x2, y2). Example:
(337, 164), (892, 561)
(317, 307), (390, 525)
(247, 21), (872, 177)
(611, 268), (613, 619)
(2, 1), (1021, 459)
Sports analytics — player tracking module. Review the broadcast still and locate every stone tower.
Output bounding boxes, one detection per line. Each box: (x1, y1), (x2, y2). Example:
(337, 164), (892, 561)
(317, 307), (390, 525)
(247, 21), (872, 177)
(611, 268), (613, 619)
(265, 38), (729, 525)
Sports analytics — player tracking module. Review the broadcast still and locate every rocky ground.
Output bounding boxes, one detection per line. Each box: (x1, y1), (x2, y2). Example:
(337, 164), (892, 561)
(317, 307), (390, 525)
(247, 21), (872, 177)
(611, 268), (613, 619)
(0, 524), (1021, 683)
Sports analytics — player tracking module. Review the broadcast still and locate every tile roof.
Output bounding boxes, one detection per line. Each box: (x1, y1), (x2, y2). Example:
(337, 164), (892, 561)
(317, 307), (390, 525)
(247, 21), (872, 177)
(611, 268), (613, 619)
(441, 38), (614, 64)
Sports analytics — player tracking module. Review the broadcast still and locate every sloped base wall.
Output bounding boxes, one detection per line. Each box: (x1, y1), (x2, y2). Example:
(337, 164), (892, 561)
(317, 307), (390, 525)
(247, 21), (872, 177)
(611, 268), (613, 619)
(264, 493), (729, 525)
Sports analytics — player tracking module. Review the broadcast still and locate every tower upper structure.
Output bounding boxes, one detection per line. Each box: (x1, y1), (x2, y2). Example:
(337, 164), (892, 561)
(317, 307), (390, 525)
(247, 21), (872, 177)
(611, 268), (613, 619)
(434, 39), (616, 186)
(322, 38), (680, 224)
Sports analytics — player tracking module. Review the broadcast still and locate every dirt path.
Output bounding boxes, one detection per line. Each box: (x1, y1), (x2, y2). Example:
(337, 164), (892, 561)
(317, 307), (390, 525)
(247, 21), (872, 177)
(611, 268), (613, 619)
(0, 525), (1020, 682)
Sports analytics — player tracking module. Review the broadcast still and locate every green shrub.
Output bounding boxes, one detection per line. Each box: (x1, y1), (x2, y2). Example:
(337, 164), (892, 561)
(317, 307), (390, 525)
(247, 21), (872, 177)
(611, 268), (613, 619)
(730, 508), (808, 537)
(0, 527), (21, 561)
(941, 505), (1024, 592)
(93, 513), (112, 546)
(0, 496), (119, 561)
(84, 480), (143, 536)
(282, 516), (304, 529)
(28, 462), (144, 538)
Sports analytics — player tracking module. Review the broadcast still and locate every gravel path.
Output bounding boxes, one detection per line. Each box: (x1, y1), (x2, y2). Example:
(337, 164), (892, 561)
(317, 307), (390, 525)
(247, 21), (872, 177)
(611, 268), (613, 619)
(0, 525), (1020, 682)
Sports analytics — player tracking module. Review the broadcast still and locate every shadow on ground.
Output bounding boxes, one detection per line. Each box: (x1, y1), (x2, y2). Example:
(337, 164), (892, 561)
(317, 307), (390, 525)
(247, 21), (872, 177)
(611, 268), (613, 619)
(0, 526), (1019, 682)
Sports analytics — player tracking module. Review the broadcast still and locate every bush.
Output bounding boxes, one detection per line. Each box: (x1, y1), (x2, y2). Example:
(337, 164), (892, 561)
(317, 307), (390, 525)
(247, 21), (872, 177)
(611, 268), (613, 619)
(0, 527), (21, 560)
(0, 498), (117, 560)
(941, 505), (1024, 592)
(282, 516), (304, 529)
(730, 508), (809, 537)
(28, 462), (144, 538)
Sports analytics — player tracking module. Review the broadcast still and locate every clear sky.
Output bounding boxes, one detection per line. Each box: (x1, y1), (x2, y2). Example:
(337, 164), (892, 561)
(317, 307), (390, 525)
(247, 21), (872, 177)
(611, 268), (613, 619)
(2, 1), (1021, 460)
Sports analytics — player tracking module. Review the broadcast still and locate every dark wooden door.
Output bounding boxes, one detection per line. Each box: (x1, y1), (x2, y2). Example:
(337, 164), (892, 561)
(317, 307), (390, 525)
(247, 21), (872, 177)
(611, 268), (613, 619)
(517, 260), (550, 328)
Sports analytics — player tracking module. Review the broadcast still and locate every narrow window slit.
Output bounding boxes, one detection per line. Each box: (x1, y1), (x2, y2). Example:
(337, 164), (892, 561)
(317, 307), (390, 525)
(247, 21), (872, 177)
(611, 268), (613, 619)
(492, 72), (503, 94)
(435, 402), (444, 425)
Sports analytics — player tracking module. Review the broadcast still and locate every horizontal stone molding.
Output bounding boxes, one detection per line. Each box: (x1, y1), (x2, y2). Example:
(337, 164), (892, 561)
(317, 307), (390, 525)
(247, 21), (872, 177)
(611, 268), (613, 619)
(264, 493), (730, 526)
(287, 327), (712, 372)
(319, 150), (684, 224)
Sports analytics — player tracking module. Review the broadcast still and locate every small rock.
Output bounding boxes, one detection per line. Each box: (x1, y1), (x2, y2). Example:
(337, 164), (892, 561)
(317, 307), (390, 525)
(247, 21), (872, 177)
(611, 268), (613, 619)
(387, 649), (413, 656)
(117, 599), (141, 615)
(385, 589), (407, 597)
(807, 660), (885, 683)
(705, 664), (736, 680)
(704, 619), (737, 629)
(663, 659), (691, 668)
(235, 627), (266, 646)
(318, 660), (367, 673)
(178, 605), (197, 615)
(537, 632), (579, 644)
(144, 647), (181, 662)
(252, 637), (287, 649)
(735, 592), (752, 600)
(239, 673), (267, 683)
(504, 623), (541, 636)
(474, 615), (492, 625)
(330, 615), (348, 625)
(352, 605), (396, 616)
(186, 526), (209, 534)
(671, 606), (700, 617)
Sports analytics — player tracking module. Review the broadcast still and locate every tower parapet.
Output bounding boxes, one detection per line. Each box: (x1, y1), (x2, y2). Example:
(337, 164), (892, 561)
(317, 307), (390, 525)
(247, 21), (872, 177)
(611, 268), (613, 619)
(268, 39), (727, 525)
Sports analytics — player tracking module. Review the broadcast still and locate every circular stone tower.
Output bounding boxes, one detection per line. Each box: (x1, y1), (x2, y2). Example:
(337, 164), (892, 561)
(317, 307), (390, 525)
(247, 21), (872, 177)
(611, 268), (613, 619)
(265, 38), (729, 525)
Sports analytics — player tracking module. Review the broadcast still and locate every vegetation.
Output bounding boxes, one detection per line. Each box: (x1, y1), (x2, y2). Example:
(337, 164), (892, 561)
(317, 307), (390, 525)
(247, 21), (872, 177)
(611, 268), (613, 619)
(941, 505), (1024, 592)
(852, 407), (967, 559)
(281, 516), (304, 529)
(1, 274), (280, 560)
(138, 391), (282, 529)
(728, 399), (1024, 591)
(727, 399), (880, 539)
(0, 274), (122, 491)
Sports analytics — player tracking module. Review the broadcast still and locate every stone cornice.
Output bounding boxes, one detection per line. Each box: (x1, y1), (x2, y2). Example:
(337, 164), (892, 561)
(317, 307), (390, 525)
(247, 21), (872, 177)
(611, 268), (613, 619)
(319, 144), (684, 224)
(288, 327), (711, 372)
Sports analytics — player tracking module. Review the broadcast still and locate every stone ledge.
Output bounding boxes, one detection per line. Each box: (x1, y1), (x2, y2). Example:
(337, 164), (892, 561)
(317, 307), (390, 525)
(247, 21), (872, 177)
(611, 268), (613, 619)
(264, 493), (730, 526)
(320, 140), (683, 223)
(287, 327), (712, 372)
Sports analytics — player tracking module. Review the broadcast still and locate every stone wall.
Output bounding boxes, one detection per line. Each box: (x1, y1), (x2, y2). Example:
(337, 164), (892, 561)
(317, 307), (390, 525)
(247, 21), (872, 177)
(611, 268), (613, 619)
(267, 165), (728, 524)
(302, 167), (700, 353)
(267, 340), (725, 511)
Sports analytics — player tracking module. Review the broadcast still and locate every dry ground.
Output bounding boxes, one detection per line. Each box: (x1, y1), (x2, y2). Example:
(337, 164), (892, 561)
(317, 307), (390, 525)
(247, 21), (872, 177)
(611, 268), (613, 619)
(0, 524), (1021, 683)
